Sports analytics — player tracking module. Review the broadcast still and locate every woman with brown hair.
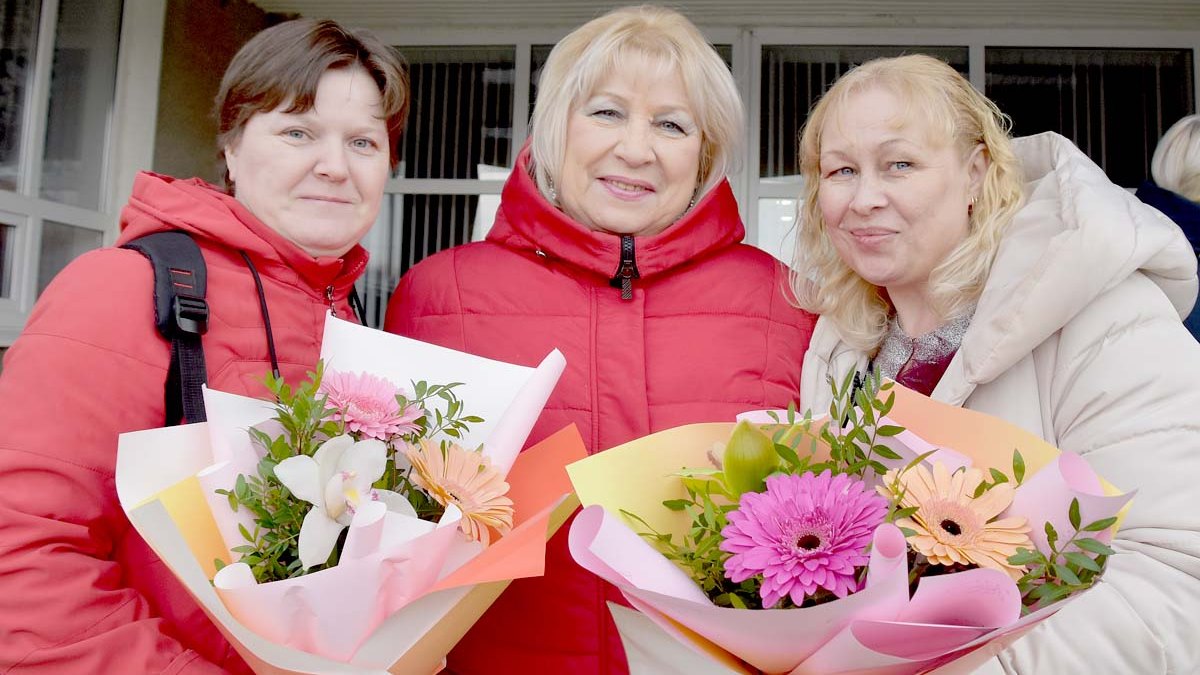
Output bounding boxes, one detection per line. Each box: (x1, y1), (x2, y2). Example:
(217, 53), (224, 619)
(0, 18), (407, 673)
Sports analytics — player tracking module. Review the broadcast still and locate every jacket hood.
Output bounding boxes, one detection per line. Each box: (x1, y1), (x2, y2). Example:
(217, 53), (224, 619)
(486, 148), (745, 281)
(117, 172), (368, 293)
(961, 132), (1199, 384)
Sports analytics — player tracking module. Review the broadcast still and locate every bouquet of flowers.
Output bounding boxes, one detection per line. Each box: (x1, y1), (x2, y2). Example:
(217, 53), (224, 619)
(116, 314), (586, 674)
(566, 373), (1132, 674)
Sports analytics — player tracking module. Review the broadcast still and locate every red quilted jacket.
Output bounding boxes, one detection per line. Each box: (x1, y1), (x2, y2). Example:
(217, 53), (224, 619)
(385, 150), (816, 674)
(0, 173), (365, 674)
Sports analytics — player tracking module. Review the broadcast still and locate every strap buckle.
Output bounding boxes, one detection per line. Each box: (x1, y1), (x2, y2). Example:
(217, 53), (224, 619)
(173, 295), (209, 335)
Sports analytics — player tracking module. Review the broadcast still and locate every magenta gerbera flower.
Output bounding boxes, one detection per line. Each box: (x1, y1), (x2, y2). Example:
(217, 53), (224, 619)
(319, 370), (422, 441)
(720, 470), (887, 607)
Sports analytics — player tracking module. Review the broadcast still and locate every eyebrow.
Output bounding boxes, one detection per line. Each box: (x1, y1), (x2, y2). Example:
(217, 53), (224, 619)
(586, 90), (695, 117)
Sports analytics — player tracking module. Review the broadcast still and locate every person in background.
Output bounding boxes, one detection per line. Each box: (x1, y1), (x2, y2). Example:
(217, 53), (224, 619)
(385, 6), (815, 673)
(794, 54), (1200, 673)
(1137, 113), (1200, 340)
(0, 19), (407, 673)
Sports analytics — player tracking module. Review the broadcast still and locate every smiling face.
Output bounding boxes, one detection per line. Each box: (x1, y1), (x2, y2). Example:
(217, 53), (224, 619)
(224, 65), (390, 259)
(817, 85), (987, 308)
(557, 54), (703, 237)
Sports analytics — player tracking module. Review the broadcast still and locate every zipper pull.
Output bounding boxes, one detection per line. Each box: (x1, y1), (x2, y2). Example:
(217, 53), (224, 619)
(608, 234), (640, 301)
(325, 285), (337, 317)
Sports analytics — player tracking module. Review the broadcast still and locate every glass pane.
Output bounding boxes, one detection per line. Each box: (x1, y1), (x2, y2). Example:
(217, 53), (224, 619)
(40, 0), (122, 208)
(759, 46), (969, 178)
(0, 0), (42, 192)
(395, 46), (515, 179)
(986, 48), (1195, 188)
(37, 219), (102, 294)
(530, 43), (734, 114)
(356, 193), (479, 329)
(756, 197), (799, 263)
(0, 222), (15, 297)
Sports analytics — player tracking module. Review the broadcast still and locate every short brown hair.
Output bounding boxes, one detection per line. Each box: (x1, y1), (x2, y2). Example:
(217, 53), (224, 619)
(215, 18), (409, 189)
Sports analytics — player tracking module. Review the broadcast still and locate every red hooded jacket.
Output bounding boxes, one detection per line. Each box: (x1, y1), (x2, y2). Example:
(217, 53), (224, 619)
(385, 151), (816, 674)
(0, 173), (365, 674)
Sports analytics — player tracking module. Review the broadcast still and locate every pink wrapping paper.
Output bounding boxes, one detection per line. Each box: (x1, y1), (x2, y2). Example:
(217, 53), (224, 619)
(569, 382), (1131, 674)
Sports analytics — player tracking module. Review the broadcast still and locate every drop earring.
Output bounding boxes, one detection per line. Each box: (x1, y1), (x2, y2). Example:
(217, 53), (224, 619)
(546, 176), (558, 204)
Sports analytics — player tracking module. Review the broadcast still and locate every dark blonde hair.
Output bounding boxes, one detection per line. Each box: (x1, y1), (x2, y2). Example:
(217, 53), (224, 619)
(791, 54), (1026, 350)
(215, 18), (409, 190)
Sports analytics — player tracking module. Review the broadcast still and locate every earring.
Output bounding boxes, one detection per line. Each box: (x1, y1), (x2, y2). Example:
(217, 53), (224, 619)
(546, 176), (558, 204)
(968, 195), (976, 217)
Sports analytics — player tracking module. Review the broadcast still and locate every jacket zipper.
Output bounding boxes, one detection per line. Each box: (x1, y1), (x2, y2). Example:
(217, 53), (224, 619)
(608, 234), (641, 301)
(325, 285), (337, 317)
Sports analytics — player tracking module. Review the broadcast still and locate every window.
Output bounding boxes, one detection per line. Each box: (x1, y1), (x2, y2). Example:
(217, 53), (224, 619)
(356, 46), (516, 329)
(362, 30), (1195, 314)
(0, 0), (132, 343)
(986, 47), (1195, 187)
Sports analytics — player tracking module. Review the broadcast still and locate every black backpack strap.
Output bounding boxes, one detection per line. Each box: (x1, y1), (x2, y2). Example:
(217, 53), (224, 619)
(121, 231), (209, 425)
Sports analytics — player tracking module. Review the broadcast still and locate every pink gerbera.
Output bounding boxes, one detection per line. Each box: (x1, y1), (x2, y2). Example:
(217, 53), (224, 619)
(721, 470), (887, 607)
(320, 370), (422, 441)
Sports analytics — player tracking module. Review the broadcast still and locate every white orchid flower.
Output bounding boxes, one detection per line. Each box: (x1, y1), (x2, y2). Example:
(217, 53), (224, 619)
(274, 434), (415, 569)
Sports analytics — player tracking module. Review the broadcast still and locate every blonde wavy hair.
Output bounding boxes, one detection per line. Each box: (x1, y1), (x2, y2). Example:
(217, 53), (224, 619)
(791, 54), (1025, 351)
(1151, 114), (1200, 202)
(529, 5), (744, 203)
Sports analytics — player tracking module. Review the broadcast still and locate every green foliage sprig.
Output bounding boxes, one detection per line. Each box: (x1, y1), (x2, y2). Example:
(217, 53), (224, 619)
(1007, 499), (1117, 613)
(213, 361), (480, 582)
(625, 370), (898, 609)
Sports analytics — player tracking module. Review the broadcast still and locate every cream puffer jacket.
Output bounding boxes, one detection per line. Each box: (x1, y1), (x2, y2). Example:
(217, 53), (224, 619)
(800, 132), (1200, 674)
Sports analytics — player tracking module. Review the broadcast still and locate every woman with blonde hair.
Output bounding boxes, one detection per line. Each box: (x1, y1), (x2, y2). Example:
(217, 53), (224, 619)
(386, 5), (815, 673)
(1137, 113), (1200, 339)
(794, 53), (1200, 672)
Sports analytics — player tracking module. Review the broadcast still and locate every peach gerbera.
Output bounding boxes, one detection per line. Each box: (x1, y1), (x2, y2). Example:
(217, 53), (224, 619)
(405, 439), (514, 545)
(882, 462), (1032, 580)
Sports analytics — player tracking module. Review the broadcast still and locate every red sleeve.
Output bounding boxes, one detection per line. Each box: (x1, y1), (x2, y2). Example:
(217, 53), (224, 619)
(0, 249), (234, 674)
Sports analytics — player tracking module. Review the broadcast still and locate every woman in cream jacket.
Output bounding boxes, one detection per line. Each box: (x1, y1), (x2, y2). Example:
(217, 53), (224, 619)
(795, 55), (1200, 673)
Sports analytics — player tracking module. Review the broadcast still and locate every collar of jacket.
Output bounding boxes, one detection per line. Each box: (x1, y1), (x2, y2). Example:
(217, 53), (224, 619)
(1136, 180), (1200, 253)
(118, 171), (368, 298)
(485, 147), (745, 281)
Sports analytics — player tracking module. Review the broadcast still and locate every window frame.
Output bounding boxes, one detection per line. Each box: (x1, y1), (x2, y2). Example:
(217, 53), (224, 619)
(0, 0), (165, 345)
(375, 26), (1196, 261)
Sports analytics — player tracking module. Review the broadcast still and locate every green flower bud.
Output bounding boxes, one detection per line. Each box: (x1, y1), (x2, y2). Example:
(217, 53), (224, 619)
(723, 420), (779, 498)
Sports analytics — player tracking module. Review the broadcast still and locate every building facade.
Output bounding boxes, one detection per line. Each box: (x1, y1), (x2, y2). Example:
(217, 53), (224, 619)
(1, 0), (1197, 342)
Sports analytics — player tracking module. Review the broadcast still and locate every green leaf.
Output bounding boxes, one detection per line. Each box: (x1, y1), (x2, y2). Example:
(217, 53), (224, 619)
(1068, 498), (1082, 531)
(774, 442), (803, 469)
(1081, 517), (1118, 532)
(1007, 549), (1043, 566)
(1012, 449), (1026, 484)
(1063, 551), (1102, 573)
(989, 468), (1010, 485)
(871, 444), (902, 460)
(875, 425), (904, 437)
(1044, 522), (1059, 550)
(662, 499), (691, 511)
(1074, 538), (1116, 556)
(898, 527), (918, 537)
(1053, 564), (1081, 586)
